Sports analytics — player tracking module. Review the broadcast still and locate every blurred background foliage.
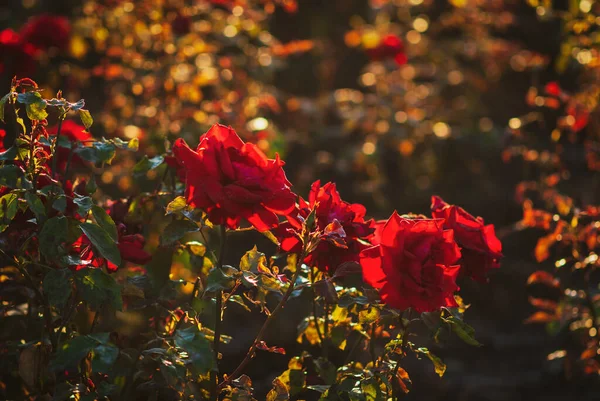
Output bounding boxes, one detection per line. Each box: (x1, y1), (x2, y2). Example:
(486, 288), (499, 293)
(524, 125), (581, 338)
(1, 0), (599, 399)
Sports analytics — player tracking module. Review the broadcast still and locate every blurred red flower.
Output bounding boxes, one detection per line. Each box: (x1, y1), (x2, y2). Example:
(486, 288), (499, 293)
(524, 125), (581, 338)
(0, 29), (39, 77)
(172, 124), (296, 231)
(431, 196), (502, 282)
(366, 34), (407, 66)
(20, 14), (71, 51)
(0, 129), (7, 152)
(359, 211), (461, 312)
(278, 181), (375, 273)
(71, 224), (151, 272)
(47, 120), (92, 171)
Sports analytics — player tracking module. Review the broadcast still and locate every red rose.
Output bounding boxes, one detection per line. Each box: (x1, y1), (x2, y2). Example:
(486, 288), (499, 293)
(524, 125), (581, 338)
(172, 124), (297, 231)
(359, 211), (461, 312)
(0, 29), (39, 78)
(20, 14), (71, 51)
(366, 34), (407, 66)
(278, 181), (375, 273)
(431, 196), (502, 282)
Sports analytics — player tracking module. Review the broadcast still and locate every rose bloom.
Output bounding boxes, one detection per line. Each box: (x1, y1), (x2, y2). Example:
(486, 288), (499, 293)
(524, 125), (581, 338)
(277, 181), (374, 273)
(172, 124), (296, 231)
(431, 196), (502, 282)
(20, 14), (71, 51)
(359, 211), (461, 312)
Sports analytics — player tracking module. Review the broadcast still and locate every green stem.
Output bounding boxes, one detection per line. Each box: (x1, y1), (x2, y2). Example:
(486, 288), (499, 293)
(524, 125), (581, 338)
(392, 313), (411, 401)
(369, 322), (377, 367)
(323, 301), (330, 359)
(51, 118), (63, 180)
(210, 225), (227, 401)
(17, 264), (56, 349)
(310, 268), (325, 347)
(219, 247), (308, 389)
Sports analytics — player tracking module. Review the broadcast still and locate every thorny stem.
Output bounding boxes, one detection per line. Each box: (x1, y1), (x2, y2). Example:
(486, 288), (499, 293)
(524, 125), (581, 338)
(16, 263), (57, 350)
(219, 247), (308, 389)
(51, 118), (63, 180)
(392, 312), (412, 401)
(310, 267), (325, 347)
(61, 143), (74, 187)
(210, 225), (228, 401)
(90, 308), (101, 333)
(369, 322), (377, 367)
(323, 301), (330, 359)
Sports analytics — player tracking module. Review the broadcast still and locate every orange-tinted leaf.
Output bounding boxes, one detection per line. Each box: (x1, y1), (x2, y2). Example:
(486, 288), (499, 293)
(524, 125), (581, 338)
(256, 341), (286, 355)
(527, 271), (560, 288)
(524, 311), (559, 324)
(581, 347), (597, 360)
(528, 297), (558, 312)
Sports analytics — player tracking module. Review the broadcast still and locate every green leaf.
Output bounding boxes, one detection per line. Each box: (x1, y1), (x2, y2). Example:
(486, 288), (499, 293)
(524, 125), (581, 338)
(414, 347), (446, 377)
(0, 193), (19, 232)
(305, 207), (317, 231)
(91, 205), (118, 242)
(443, 316), (482, 346)
(43, 268), (72, 308)
(239, 246), (266, 271)
(0, 92), (10, 122)
(79, 223), (121, 267)
(146, 246), (174, 293)
(85, 176), (97, 194)
(127, 138), (139, 151)
(133, 155), (164, 177)
(174, 326), (214, 373)
(91, 344), (119, 373)
(16, 91), (42, 105)
(266, 377), (289, 401)
(361, 377), (383, 401)
(75, 268), (123, 310)
(24, 192), (46, 222)
(261, 230), (280, 246)
(70, 99), (85, 111)
(165, 196), (187, 215)
(257, 274), (282, 293)
(162, 219), (199, 245)
(338, 294), (369, 308)
(205, 266), (238, 292)
(73, 196), (93, 217)
(26, 99), (48, 120)
(75, 141), (116, 165)
(358, 306), (380, 324)
(0, 165), (27, 188)
(313, 279), (338, 304)
(50, 335), (100, 371)
(52, 195), (67, 213)
(39, 216), (68, 260)
(78, 109), (93, 129)
(16, 91), (47, 120)
(0, 146), (17, 161)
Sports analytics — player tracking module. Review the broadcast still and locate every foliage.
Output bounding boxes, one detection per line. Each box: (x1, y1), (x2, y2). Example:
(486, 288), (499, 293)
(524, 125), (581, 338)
(503, 0), (600, 381)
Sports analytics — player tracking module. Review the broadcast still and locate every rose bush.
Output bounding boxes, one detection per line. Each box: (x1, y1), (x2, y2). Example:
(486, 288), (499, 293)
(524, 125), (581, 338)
(0, 77), (503, 400)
